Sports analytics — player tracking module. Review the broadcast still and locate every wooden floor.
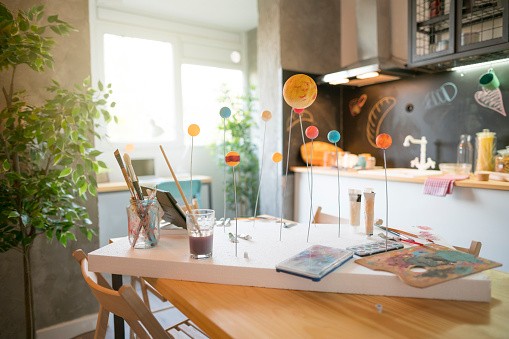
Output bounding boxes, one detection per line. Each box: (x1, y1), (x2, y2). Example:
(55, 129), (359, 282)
(72, 278), (187, 339)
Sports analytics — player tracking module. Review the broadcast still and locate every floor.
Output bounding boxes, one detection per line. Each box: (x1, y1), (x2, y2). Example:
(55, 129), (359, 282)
(72, 276), (188, 338)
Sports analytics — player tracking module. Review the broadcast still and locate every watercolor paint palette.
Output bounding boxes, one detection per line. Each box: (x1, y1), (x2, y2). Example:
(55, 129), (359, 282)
(355, 244), (501, 288)
(347, 241), (404, 257)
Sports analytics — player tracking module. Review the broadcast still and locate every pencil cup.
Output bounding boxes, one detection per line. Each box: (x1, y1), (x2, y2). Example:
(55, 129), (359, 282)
(187, 209), (215, 259)
(127, 199), (160, 249)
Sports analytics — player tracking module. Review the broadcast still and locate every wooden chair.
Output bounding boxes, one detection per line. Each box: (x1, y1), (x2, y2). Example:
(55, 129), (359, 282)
(313, 206), (349, 224)
(454, 241), (482, 257)
(73, 249), (208, 339)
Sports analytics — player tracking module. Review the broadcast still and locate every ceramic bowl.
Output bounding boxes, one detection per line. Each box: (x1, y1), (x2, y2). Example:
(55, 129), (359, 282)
(439, 163), (472, 175)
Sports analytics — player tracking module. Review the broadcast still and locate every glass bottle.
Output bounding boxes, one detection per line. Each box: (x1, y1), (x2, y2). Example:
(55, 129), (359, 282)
(457, 134), (473, 167)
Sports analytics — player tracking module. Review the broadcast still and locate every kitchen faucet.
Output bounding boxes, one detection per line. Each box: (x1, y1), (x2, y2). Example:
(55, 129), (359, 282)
(403, 135), (436, 171)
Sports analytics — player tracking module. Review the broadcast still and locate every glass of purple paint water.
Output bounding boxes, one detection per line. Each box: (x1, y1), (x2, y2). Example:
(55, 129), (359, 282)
(186, 209), (215, 259)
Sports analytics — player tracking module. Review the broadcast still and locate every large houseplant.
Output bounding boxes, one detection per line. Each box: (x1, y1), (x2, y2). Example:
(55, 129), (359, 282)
(213, 85), (259, 216)
(0, 4), (114, 338)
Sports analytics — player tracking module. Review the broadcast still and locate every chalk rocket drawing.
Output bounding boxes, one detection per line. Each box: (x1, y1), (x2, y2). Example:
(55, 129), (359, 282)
(286, 109), (314, 131)
(366, 97), (396, 148)
(475, 87), (507, 117)
(349, 94), (367, 116)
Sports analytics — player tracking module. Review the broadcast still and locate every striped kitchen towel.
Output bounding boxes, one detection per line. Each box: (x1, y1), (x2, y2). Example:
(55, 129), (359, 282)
(423, 175), (470, 196)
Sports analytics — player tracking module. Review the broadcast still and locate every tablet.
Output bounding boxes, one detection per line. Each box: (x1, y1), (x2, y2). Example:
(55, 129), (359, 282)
(141, 186), (186, 229)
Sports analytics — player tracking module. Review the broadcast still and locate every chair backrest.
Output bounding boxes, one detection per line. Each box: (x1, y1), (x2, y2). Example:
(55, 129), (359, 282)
(73, 250), (170, 339)
(158, 180), (202, 208)
(314, 206), (340, 224)
(453, 241), (482, 257)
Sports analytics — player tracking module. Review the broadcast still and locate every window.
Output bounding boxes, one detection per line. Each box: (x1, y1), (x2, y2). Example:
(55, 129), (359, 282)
(103, 34), (175, 142)
(181, 64), (243, 145)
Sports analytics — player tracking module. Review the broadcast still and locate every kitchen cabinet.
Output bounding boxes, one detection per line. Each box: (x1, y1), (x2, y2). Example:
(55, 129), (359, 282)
(408, 0), (509, 70)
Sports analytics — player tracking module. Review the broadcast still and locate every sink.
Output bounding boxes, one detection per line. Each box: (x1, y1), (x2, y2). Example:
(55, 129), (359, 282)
(357, 168), (442, 178)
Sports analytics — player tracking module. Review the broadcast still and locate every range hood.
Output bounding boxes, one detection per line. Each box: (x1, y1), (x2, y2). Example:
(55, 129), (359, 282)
(319, 0), (418, 87)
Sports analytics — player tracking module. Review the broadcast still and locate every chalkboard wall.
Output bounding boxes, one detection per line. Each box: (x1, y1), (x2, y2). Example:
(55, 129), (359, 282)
(338, 64), (509, 168)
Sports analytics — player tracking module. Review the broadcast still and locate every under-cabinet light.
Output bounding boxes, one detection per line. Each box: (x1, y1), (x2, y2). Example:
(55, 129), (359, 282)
(450, 58), (509, 71)
(329, 78), (350, 85)
(356, 72), (379, 79)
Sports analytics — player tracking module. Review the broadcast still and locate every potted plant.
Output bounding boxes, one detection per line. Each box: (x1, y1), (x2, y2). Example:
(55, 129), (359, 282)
(0, 4), (115, 338)
(213, 85), (259, 216)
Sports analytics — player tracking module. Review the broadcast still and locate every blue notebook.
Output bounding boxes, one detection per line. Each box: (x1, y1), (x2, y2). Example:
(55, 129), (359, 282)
(276, 245), (353, 281)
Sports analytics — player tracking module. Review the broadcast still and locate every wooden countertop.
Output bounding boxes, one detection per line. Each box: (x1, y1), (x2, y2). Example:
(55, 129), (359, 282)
(97, 175), (212, 193)
(291, 166), (509, 191)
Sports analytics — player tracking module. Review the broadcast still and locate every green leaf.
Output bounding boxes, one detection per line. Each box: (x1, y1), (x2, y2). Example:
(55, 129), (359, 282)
(71, 106), (80, 117)
(110, 102), (116, 108)
(35, 58), (43, 68)
(3, 160), (10, 171)
(83, 76), (90, 87)
(49, 25), (60, 34)
(71, 131), (78, 143)
(8, 211), (20, 218)
(98, 161), (107, 168)
(88, 185), (97, 197)
(98, 81), (103, 91)
(47, 15), (57, 23)
(60, 236), (67, 247)
(76, 164), (85, 176)
(88, 150), (102, 157)
(65, 232), (76, 241)
(53, 154), (62, 165)
(79, 182), (87, 196)
(59, 167), (72, 177)
(46, 229), (53, 240)
(59, 157), (73, 166)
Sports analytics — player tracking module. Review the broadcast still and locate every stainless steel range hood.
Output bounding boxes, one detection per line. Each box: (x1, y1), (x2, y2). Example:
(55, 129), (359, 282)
(319, 0), (418, 87)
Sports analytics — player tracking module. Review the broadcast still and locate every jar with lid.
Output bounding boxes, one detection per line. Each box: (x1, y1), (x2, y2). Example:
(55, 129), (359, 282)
(475, 129), (497, 172)
(495, 147), (509, 173)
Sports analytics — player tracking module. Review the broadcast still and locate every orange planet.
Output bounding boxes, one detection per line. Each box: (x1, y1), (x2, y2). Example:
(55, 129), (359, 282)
(261, 110), (272, 122)
(225, 151), (240, 167)
(272, 152), (282, 163)
(283, 74), (317, 109)
(188, 124), (200, 137)
(376, 133), (392, 149)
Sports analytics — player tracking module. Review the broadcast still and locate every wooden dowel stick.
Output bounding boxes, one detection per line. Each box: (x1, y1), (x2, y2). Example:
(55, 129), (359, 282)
(160, 145), (201, 233)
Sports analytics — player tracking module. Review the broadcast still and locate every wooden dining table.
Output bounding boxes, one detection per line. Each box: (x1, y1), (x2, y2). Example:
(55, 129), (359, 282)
(144, 269), (509, 338)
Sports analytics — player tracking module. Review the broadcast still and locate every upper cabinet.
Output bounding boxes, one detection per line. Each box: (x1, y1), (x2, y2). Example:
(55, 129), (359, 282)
(408, 0), (509, 70)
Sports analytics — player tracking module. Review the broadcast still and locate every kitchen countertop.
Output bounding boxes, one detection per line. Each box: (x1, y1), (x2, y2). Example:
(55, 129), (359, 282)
(98, 175), (212, 193)
(291, 166), (509, 191)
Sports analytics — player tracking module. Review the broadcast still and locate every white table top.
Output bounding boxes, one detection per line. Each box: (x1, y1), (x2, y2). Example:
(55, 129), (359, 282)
(89, 221), (491, 302)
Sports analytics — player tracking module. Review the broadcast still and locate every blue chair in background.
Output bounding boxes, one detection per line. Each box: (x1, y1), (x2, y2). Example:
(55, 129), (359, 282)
(157, 180), (202, 208)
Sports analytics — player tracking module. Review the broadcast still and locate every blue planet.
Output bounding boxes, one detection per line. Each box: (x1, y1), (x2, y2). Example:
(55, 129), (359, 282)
(219, 107), (231, 119)
(327, 130), (340, 143)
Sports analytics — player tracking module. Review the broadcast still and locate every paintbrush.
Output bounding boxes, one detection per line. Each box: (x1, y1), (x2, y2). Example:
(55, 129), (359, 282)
(114, 149), (136, 198)
(123, 153), (144, 200)
(159, 145), (201, 234)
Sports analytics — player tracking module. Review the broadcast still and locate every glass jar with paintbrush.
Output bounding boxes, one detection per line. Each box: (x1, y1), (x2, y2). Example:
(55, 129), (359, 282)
(114, 149), (160, 248)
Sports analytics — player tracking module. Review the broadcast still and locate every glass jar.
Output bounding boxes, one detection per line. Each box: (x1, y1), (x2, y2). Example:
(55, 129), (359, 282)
(495, 148), (509, 173)
(127, 199), (160, 249)
(457, 134), (473, 167)
(475, 129), (497, 172)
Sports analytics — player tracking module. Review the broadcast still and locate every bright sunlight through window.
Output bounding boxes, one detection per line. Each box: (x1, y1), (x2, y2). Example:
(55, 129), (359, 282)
(181, 64), (243, 146)
(104, 34), (175, 142)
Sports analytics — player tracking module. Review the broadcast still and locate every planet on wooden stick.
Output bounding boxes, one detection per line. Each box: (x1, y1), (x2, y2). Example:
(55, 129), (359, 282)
(188, 124), (200, 137)
(272, 152), (282, 163)
(219, 106), (231, 119)
(225, 151), (241, 256)
(305, 126), (319, 140)
(294, 108), (305, 114)
(327, 130), (341, 237)
(283, 74), (317, 109)
(261, 110), (272, 122)
(327, 130), (341, 143)
(376, 133), (392, 149)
